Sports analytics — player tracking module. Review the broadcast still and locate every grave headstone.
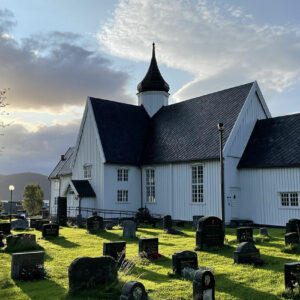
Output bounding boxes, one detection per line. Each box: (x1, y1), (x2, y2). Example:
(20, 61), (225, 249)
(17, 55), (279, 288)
(163, 215), (172, 231)
(29, 218), (41, 229)
(35, 219), (50, 231)
(11, 251), (44, 280)
(56, 197), (67, 226)
(259, 228), (269, 237)
(193, 216), (204, 230)
(6, 233), (37, 251)
(0, 222), (11, 234)
(193, 269), (215, 300)
(234, 242), (263, 266)
(11, 219), (28, 230)
(286, 219), (300, 234)
(120, 281), (148, 300)
(285, 262), (300, 290)
(285, 232), (299, 245)
(237, 227), (253, 243)
(86, 215), (104, 233)
(76, 214), (82, 228)
(172, 250), (198, 275)
(123, 220), (136, 238)
(105, 222), (114, 230)
(139, 238), (158, 257)
(68, 256), (117, 290)
(0, 231), (4, 247)
(196, 216), (224, 249)
(42, 223), (59, 238)
(103, 241), (126, 265)
(41, 210), (49, 219)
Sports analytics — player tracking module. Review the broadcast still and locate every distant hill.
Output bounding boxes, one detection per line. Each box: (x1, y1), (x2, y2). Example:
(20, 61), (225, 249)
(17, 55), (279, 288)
(0, 173), (50, 201)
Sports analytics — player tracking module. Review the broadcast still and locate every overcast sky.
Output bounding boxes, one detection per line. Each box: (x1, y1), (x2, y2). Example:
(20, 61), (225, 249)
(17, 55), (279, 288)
(0, 0), (300, 175)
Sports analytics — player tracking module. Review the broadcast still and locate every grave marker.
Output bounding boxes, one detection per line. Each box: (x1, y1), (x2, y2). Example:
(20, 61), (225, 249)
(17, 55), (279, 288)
(42, 223), (59, 238)
(163, 215), (172, 231)
(193, 269), (215, 300)
(68, 256), (117, 290)
(86, 215), (104, 233)
(285, 232), (299, 245)
(285, 262), (300, 290)
(123, 220), (136, 238)
(196, 216), (224, 249)
(138, 238), (158, 256)
(11, 219), (28, 230)
(120, 281), (148, 300)
(35, 219), (50, 231)
(103, 241), (126, 265)
(6, 233), (37, 251)
(172, 250), (198, 275)
(237, 227), (253, 243)
(286, 219), (300, 234)
(57, 197), (67, 226)
(259, 228), (269, 237)
(11, 251), (44, 280)
(0, 222), (11, 234)
(234, 242), (263, 266)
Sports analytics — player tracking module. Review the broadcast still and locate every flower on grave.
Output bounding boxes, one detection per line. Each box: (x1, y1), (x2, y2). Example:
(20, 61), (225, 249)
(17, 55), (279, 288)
(139, 251), (164, 260)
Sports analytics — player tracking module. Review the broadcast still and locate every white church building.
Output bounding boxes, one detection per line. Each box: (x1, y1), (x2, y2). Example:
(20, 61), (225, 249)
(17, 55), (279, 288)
(49, 44), (300, 226)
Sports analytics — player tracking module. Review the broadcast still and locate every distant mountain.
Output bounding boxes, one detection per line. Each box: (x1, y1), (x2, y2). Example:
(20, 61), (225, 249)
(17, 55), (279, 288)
(0, 173), (50, 201)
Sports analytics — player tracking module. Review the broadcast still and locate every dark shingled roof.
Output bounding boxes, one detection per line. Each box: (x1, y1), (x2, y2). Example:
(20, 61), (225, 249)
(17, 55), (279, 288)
(142, 82), (254, 164)
(137, 43), (170, 93)
(238, 113), (300, 168)
(90, 82), (254, 165)
(71, 180), (96, 197)
(90, 98), (150, 164)
(49, 147), (74, 179)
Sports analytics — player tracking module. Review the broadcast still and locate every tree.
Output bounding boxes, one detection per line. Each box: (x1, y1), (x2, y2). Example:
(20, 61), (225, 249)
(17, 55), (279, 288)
(23, 184), (44, 216)
(0, 88), (10, 155)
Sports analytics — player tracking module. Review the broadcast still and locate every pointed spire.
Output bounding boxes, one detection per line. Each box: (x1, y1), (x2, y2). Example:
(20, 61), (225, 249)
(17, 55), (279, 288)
(137, 43), (170, 93)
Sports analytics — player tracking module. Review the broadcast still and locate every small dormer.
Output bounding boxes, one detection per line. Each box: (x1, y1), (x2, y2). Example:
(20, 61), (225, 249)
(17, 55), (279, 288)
(137, 43), (169, 117)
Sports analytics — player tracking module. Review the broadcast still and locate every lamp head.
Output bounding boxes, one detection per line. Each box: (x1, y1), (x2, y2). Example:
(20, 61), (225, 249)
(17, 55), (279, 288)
(9, 185), (15, 191)
(217, 123), (224, 131)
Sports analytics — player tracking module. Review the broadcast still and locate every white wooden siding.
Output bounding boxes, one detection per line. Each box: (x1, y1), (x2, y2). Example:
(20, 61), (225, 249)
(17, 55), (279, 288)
(142, 161), (221, 221)
(240, 168), (300, 226)
(72, 101), (104, 210)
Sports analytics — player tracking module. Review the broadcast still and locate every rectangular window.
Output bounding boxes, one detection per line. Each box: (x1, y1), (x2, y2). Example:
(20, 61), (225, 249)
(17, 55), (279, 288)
(117, 190), (128, 202)
(146, 169), (155, 203)
(192, 165), (204, 203)
(117, 169), (128, 181)
(83, 165), (92, 179)
(54, 180), (60, 190)
(281, 192), (299, 207)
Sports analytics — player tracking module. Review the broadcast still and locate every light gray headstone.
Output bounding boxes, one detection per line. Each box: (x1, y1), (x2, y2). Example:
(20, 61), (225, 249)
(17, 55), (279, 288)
(123, 220), (136, 238)
(11, 219), (28, 230)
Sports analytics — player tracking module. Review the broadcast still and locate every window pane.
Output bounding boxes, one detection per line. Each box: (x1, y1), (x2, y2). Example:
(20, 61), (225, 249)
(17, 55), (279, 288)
(281, 193), (289, 206)
(290, 193), (298, 206)
(123, 169), (128, 181)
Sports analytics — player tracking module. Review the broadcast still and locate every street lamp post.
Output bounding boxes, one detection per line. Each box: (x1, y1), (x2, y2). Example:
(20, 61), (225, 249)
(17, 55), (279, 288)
(9, 185), (15, 223)
(217, 123), (225, 230)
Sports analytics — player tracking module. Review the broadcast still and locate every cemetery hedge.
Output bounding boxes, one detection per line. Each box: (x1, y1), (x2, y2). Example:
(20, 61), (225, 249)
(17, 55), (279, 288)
(0, 224), (299, 299)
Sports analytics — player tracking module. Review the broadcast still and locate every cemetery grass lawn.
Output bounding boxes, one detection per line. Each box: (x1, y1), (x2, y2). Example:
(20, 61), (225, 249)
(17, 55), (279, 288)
(0, 225), (298, 300)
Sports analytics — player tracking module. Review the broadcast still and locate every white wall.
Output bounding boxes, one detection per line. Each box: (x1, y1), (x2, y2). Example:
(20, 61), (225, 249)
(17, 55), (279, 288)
(142, 161), (221, 221)
(240, 167), (300, 226)
(138, 91), (169, 117)
(103, 164), (141, 215)
(72, 100), (105, 211)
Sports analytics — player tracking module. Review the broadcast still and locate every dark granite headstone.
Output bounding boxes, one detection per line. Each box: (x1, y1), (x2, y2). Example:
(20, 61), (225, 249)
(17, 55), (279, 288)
(237, 227), (253, 243)
(285, 232), (299, 245)
(139, 238), (158, 256)
(120, 281), (148, 300)
(196, 216), (224, 249)
(172, 250), (198, 275)
(6, 233), (37, 251)
(0, 222), (11, 234)
(103, 241), (126, 265)
(163, 215), (172, 231)
(68, 256), (117, 290)
(29, 218), (41, 229)
(286, 219), (300, 234)
(234, 242), (263, 265)
(35, 219), (50, 231)
(193, 216), (204, 230)
(285, 262), (300, 290)
(11, 251), (44, 280)
(42, 223), (59, 238)
(86, 215), (104, 233)
(41, 210), (49, 219)
(259, 228), (269, 237)
(193, 269), (215, 300)
(57, 197), (67, 226)
(123, 220), (136, 238)
(11, 219), (28, 230)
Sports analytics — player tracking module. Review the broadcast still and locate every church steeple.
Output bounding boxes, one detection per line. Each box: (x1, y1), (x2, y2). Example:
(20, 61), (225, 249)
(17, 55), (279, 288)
(137, 43), (170, 93)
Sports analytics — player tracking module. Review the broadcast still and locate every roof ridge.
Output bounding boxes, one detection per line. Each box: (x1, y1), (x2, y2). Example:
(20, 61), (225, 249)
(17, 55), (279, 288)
(89, 97), (140, 108)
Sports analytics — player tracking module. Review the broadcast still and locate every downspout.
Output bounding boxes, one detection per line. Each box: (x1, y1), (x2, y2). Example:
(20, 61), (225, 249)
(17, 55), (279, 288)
(140, 167), (143, 208)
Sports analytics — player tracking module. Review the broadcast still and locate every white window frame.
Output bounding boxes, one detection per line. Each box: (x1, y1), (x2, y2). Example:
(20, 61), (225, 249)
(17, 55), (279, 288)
(117, 190), (128, 202)
(146, 168), (155, 203)
(83, 164), (92, 179)
(280, 192), (299, 207)
(54, 180), (60, 190)
(191, 164), (204, 203)
(117, 168), (129, 181)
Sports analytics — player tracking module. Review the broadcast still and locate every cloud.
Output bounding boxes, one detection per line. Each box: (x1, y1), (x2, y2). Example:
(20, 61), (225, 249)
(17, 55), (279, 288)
(98, 0), (300, 101)
(0, 120), (80, 175)
(0, 9), (133, 112)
